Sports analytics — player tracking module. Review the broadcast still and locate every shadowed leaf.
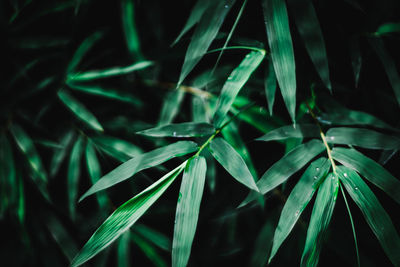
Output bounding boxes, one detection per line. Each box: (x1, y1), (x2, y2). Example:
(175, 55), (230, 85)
(159, 90), (185, 126)
(67, 135), (84, 220)
(137, 122), (215, 138)
(121, 0), (143, 60)
(257, 124), (320, 142)
(265, 58), (277, 115)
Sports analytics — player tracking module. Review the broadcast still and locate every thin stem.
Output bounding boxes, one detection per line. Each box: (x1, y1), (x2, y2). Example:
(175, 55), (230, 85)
(340, 184), (361, 267)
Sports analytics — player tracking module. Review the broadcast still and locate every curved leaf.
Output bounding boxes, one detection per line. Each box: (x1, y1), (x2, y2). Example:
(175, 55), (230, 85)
(337, 166), (400, 266)
(71, 163), (185, 267)
(375, 22), (400, 36)
(159, 90), (185, 126)
(91, 136), (142, 162)
(121, 0), (143, 60)
(257, 124), (320, 142)
(137, 122), (215, 138)
(68, 135), (84, 219)
(265, 58), (277, 115)
(172, 156), (207, 267)
(50, 130), (75, 177)
(80, 141), (198, 201)
(209, 137), (258, 191)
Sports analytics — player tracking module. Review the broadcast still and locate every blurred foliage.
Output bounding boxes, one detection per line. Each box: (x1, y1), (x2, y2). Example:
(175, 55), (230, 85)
(1, 0), (400, 266)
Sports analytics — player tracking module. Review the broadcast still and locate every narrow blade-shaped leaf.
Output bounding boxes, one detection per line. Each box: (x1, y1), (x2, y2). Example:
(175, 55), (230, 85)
(134, 224), (171, 251)
(131, 233), (168, 267)
(71, 163), (185, 267)
(67, 61), (153, 81)
(50, 130), (75, 177)
(177, 0), (235, 87)
(191, 95), (209, 123)
(172, 156), (207, 267)
(257, 124), (320, 142)
(137, 122), (215, 138)
(117, 232), (131, 267)
(0, 134), (17, 213)
(369, 37), (400, 107)
(263, 0), (297, 122)
(92, 135), (142, 162)
(332, 147), (400, 204)
(158, 90), (185, 126)
(349, 36), (362, 88)
(213, 50), (265, 127)
(58, 89), (103, 132)
(288, 0), (331, 91)
(337, 166), (400, 266)
(265, 58), (277, 115)
(375, 22), (400, 36)
(80, 141), (198, 201)
(171, 0), (211, 46)
(209, 137), (258, 191)
(10, 124), (49, 200)
(121, 0), (143, 60)
(68, 135), (84, 219)
(269, 158), (331, 262)
(326, 127), (400, 150)
(301, 173), (339, 267)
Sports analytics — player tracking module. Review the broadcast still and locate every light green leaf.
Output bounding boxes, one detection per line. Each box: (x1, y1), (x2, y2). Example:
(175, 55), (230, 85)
(269, 158), (331, 262)
(337, 166), (400, 266)
(171, 0), (211, 46)
(58, 89), (104, 132)
(209, 137), (258, 191)
(332, 147), (400, 204)
(67, 31), (104, 74)
(213, 50), (265, 127)
(301, 173), (339, 267)
(177, 0), (235, 87)
(137, 122), (215, 138)
(172, 156), (207, 267)
(67, 61), (154, 82)
(158, 90), (185, 126)
(117, 232), (131, 267)
(265, 58), (277, 115)
(68, 135), (84, 220)
(326, 127), (400, 150)
(10, 124), (49, 200)
(191, 95), (209, 123)
(288, 0), (331, 91)
(369, 37), (400, 107)
(263, 0), (297, 122)
(257, 124), (320, 142)
(50, 130), (75, 177)
(71, 163), (185, 267)
(80, 141), (198, 201)
(85, 141), (108, 211)
(375, 22), (400, 36)
(131, 233), (168, 267)
(91, 136), (142, 162)
(134, 224), (171, 251)
(121, 0), (143, 60)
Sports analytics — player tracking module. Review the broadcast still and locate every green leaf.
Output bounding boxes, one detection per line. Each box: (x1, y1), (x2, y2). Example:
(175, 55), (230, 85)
(117, 232), (131, 267)
(80, 141), (198, 201)
(68, 135), (84, 220)
(50, 130), (75, 177)
(369, 37), (400, 107)
(209, 137), (259, 191)
(71, 163), (185, 267)
(265, 58), (277, 115)
(332, 147), (400, 204)
(67, 31), (104, 74)
(191, 95), (209, 123)
(137, 122), (215, 138)
(91, 136), (142, 162)
(337, 166), (400, 266)
(134, 224), (171, 251)
(269, 158), (331, 262)
(301, 173), (339, 267)
(177, 0), (235, 87)
(171, 0), (211, 46)
(213, 50), (265, 127)
(0, 134), (17, 214)
(121, 0), (143, 60)
(326, 127), (400, 150)
(67, 61), (154, 81)
(85, 141), (108, 211)
(349, 36), (362, 88)
(172, 156), (207, 267)
(131, 233), (168, 267)
(288, 0), (331, 91)
(263, 0), (297, 122)
(10, 124), (49, 200)
(236, 105), (282, 133)
(58, 89), (104, 132)
(375, 22), (400, 36)
(158, 90), (185, 126)
(256, 124), (320, 142)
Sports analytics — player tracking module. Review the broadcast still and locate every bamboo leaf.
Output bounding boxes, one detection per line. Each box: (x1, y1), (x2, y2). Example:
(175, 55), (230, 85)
(67, 61), (154, 82)
(10, 124), (49, 200)
(301, 173), (339, 267)
(159, 90), (185, 126)
(80, 141), (198, 201)
(117, 232), (131, 267)
(349, 36), (362, 88)
(121, 0), (143, 60)
(68, 135), (84, 220)
(288, 0), (331, 91)
(91, 136), (142, 162)
(337, 166), (400, 266)
(0, 134), (17, 214)
(257, 124), (320, 142)
(332, 147), (400, 204)
(171, 0), (211, 46)
(131, 233), (168, 267)
(71, 163), (185, 267)
(326, 127), (400, 150)
(263, 0), (297, 122)
(177, 0), (236, 87)
(209, 137), (259, 191)
(213, 50), (265, 127)
(369, 37), (400, 107)
(265, 58), (277, 115)
(172, 156), (207, 267)
(269, 158), (331, 262)
(191, 95), (209, 123)
(58, 89), (104, 132)
(137, 122), (215, 138)
(375, 22), (400, 36)
(134, 224), (171, 251)
(50, 130), (75, 177)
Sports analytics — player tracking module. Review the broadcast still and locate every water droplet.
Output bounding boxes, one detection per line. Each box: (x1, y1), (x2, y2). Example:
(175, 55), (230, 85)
(332, 176), (335, 180)
(344, 173), (348, 177)
(227, 76), (233, 80)
(354, 187), (359, 190)
(313, 176), (318, 180)
(224, 4), (229, 8)
(172, 131), (177, 137)
(330, 136), (335, 140)
(246, 54), (250, 58)
(316, 167), (320, 172)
